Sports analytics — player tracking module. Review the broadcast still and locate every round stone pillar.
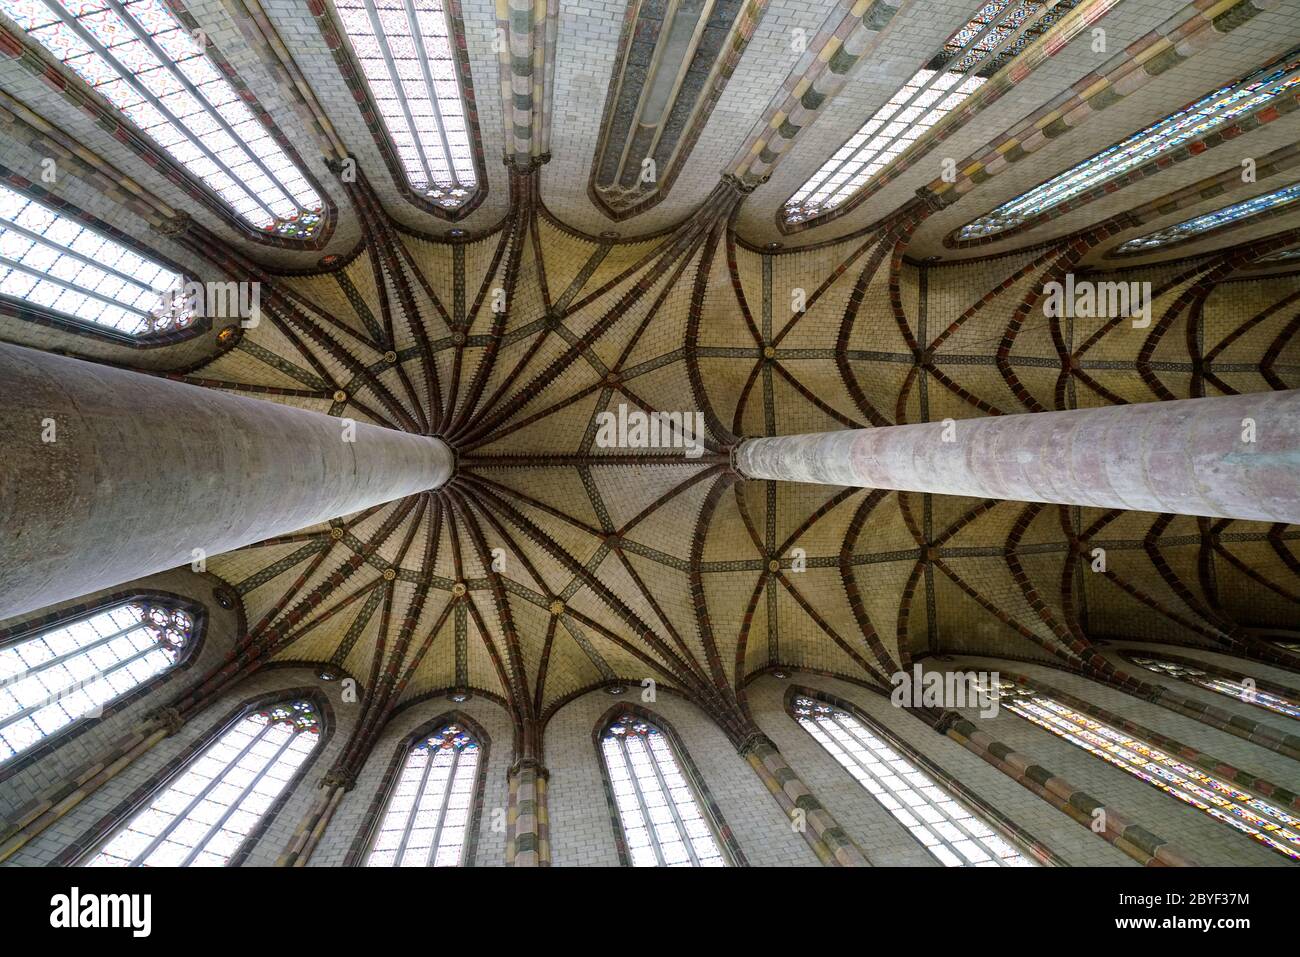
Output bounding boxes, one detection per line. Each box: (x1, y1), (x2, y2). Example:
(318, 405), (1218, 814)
(0, 342), (452, 621)
(735, 391), (1300, 523)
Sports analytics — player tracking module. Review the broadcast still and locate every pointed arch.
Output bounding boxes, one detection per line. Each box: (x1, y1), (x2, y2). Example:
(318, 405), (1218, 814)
(1119, 650), (1300, 722)
(1111, 180), (1300, 256)
(992, 677), (1300, 861)
(77, 688), (330, 866)
(313, 0), (487, 218)
(0, 0), (333, 245)
(786, 687), (1048, 866)
(353, 710), (490, 866)
(0, 593), (204, 772)
(594, 704), (743, 866)
(0, 168), (202, 343)
(782, 0), (1080, 229)
(587, 0), (767, 220)
(955, 49), (1300, 244)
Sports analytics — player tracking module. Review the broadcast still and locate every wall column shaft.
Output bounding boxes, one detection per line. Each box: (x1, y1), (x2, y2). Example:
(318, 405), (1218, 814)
(505, 759), (550, 866)
(735, 391), (1300, 522)
(0, 342), (453, 620)
(740, 731), (869, 866)
(931, 710), (1195, 866)
(0, 709), (181, 863)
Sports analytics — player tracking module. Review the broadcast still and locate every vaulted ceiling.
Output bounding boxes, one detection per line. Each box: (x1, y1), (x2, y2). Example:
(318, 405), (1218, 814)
(1, 0), (1298, 737)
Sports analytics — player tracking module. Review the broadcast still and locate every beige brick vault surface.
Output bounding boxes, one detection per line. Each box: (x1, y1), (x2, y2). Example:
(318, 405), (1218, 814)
(0, 0), (1298, 867)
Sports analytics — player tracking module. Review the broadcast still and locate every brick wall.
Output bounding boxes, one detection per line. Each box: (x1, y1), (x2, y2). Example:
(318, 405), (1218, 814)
(545, 690), (821, 866)
(6, 637), (1296, 866)
(5, 663), (353, 866)
(945, 654), (1296, 867)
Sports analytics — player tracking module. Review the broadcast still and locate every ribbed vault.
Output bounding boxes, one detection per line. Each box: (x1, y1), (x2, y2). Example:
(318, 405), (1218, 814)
(0, 0), (1297, 785)
(146, 162), (1300, 771)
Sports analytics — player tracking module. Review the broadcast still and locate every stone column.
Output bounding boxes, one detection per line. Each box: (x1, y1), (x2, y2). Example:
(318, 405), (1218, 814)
(505, 758), (550, 866)
(739, 729), (869, 866)
(278, 768), (354, 867)
(735, 391), (1300, 523)
(0, 342), (453, 621)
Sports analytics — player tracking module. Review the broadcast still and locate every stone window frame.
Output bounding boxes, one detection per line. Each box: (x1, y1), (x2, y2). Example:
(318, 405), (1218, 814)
(592, 702), (747, 867)
(783, 685), (1063, 866)
(53, 684), (333, 867)
(1116, 648), (1300, 721)
(0, 590), (208, 785)
(308, 0), (489, 221)
(344, 709), (492, 867)
(0, 165), (209, 348)
(0, 3), (338, 250)
(989, 671), (1300, 863)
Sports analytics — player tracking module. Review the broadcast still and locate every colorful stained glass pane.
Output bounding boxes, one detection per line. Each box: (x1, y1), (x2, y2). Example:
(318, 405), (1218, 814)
(1113, 181), (1300, 253)
(783, 0), (1076, 226)
(0, 0), (324, 238)
(1127, 655), (1300, 721)
(993, 681), (1300, 861)
(365, 723), (480, 867)
(959, 51), (1300, 241)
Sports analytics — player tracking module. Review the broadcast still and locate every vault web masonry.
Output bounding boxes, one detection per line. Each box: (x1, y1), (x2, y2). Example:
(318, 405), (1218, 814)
(0, 0), (1297, 879)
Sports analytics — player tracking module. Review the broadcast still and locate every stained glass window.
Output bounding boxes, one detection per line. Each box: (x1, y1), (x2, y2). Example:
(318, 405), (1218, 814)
(0, 0), (323, 239)
(959, 52), (1300, 241)
(86, 699), (321, 866)
(0, 183), (190, 335)
(365, 723), (479, 866)
(331, 0), (477, 209)
(0, 601), (192, 765)
(791, 695), (1034, 866)
(1113, 181), (1300, 254)
(1126, 655), (1300, 721)
(993, 681), (1300, 861)
(599, 713), (728, 866)
(783, 0), (1076, 226)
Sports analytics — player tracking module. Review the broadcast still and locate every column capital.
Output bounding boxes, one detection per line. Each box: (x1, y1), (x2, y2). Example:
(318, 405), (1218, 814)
(728, 439), (750, 479)
(735, 727), (776, 757)
(143, 705), (185, 736)
(932, 708), (962, 736)
(320, 767), (358, 792)
(507, 756), (550, 781)
(151, 211), (193, 238)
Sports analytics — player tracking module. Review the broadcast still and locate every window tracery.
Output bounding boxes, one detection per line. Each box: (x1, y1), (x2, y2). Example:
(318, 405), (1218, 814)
(0, 600), (193, 764)
(86, 699), (321, 866)
(330, 0), (478, 210)
(364, 722), (480, 867)
(958, 52), (1300, 241)
(0, 182), (190, 335)
(1, 0), (325, 238)
(599, 713), (729, 867)
(791, 694), (1034, 866)
(993, 680), (1300, 861)
(784, 0), (1078, 226)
